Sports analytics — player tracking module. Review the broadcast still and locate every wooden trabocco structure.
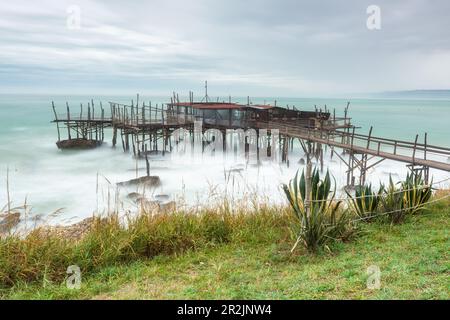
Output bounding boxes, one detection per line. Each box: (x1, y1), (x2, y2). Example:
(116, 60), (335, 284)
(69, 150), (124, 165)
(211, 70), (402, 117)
(51, 86), (450, 188)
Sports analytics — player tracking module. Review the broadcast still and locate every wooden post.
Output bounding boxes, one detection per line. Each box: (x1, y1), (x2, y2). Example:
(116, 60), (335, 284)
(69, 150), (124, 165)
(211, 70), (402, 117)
(101, 105), (105, 141)
(52, 102), (61, 142)
(333, 108), (336, 127)
(366, 126), (373, 149)
(305, 141), (312, 217)
(350, 127), (355, 150)
(412, 134), (419, 164)
(112, 126), (117, 147)
(66, 102), (72, 140)
(142, 105), (146, 126)
(88, 104), (91, 140)
(120, 129), (126, 152)
(145, 145), (150, 176)
(319, 144), (323, 172)
(132, 134), (136, 156)
(424, 132), (427, 161)
(161, 105), (164, 125)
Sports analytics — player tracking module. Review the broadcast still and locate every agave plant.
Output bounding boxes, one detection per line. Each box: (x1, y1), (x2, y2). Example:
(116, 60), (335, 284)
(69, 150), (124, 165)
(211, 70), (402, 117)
(380, 175), (406, 223)
(402, 172), (432, 215)
(346, 184), (383, 221)
(380, 173), (433, 224)
(282, 168), (356, 253)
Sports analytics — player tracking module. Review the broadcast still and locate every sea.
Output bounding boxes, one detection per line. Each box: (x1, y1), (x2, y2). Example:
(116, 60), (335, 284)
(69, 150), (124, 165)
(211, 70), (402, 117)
(0, 93), (449, 226)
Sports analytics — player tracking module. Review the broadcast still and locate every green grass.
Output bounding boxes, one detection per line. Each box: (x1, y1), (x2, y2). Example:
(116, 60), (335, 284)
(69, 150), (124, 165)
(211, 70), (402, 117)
(1, 198), (448, 300)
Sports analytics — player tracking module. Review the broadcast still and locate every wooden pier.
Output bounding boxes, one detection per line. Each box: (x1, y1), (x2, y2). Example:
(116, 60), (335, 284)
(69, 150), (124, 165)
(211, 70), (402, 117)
(51, 89), (450, 188)
(52, 100), (111, 149)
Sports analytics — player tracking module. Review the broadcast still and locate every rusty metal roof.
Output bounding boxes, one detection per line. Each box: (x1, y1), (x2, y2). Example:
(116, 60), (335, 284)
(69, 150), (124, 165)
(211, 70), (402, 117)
(170, 102), (244, 110)
(245, 104), (274, 110)
(170, 102), (276, 110)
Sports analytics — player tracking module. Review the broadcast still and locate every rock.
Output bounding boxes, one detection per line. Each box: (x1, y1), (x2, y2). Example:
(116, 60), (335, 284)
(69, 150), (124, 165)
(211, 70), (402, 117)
(56, 138), (102, 150)
(154, 194), (170, 202)
(135, 198), (160, 212)
(134, 195), (176, 214)
(42, 217), (98, 241)
(298, 158), (305, 165)
(159, 201), (176, 213)
(127, 192), (143, 202)
(227, 167), (244, 174)
(117, 176), (161, 188)
(0, 212), (20, 234)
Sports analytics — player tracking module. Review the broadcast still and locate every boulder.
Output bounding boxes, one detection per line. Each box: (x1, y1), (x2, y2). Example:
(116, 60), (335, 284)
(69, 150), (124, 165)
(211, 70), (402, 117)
(154, 194), (170, 202)
(159, 201), (176, 213)
(117, 176), (161, 188)
(127, 192), (143, 202)
(135, 198), (160, 212)
(56, 138), (102, 150)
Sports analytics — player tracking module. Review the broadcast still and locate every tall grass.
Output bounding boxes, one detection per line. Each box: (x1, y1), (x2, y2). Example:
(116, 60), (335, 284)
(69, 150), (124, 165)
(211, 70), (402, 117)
(0, 169), (439, 289)
(0, 207), (290, 288)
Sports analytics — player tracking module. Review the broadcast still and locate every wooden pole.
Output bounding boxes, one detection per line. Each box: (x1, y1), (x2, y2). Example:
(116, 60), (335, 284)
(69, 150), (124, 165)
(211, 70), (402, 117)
(112, 126), (117, 147)
(52, 101), (61, 142)
(145, 145), (150, 176)
(66, 102), (71, 140)
(424, 132), (428, 161)
(305, 141), (312, 217)
(412, 134), (419, 164)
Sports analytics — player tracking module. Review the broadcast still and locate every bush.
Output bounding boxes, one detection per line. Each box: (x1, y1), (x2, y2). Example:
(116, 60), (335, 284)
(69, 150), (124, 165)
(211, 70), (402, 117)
(347, 184), (383, 222)
(380, 173), (433, 224)
(282, 168), (357, 253)
(380, 176), (406, 223)
(402, 172), (432, 215)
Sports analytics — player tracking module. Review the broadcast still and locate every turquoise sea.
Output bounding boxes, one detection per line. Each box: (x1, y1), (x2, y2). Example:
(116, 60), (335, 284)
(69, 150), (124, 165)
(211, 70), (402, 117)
(0, 94), (449, 226)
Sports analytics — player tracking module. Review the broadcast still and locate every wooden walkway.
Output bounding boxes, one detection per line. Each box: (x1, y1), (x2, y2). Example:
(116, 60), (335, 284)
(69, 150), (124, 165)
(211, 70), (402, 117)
(259, 121), (450, 171)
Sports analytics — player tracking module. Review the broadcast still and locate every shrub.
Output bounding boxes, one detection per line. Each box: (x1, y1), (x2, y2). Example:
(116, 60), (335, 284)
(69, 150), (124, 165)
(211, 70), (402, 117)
(380, 173), (433, 224)
(402, 172), (432, 215)
(282, 168), (357, 253)
(346, 184), (383, 221)
(380, 176), (406, 223)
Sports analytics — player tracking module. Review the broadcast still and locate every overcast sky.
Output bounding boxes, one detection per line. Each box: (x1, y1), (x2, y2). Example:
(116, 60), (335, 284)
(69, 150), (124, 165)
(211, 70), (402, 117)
(1, 0), (449, 96)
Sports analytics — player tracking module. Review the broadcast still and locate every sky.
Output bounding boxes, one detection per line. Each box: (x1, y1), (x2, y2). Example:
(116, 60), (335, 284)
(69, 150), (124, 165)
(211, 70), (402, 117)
(0, 0), (450, 97)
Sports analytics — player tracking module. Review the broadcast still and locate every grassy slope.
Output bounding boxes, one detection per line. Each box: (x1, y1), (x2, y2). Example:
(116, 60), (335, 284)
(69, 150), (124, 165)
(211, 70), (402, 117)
(3, 201), (448, 300)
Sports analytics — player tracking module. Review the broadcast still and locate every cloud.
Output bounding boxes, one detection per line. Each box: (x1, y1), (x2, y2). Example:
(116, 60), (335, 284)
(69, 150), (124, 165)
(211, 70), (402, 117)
(0, 0), (449, 95)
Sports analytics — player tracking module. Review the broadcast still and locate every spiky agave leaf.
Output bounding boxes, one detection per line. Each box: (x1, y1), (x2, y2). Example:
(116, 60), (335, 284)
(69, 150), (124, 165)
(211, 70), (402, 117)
(283, 167), (357, 252)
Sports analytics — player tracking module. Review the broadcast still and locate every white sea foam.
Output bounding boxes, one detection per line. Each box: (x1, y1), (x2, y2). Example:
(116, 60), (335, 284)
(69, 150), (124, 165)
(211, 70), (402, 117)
(0, 95), (449, 227)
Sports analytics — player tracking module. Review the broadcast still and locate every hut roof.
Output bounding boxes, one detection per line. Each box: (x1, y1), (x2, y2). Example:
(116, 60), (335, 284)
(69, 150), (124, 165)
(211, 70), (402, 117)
(170, 102), (276, 111)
